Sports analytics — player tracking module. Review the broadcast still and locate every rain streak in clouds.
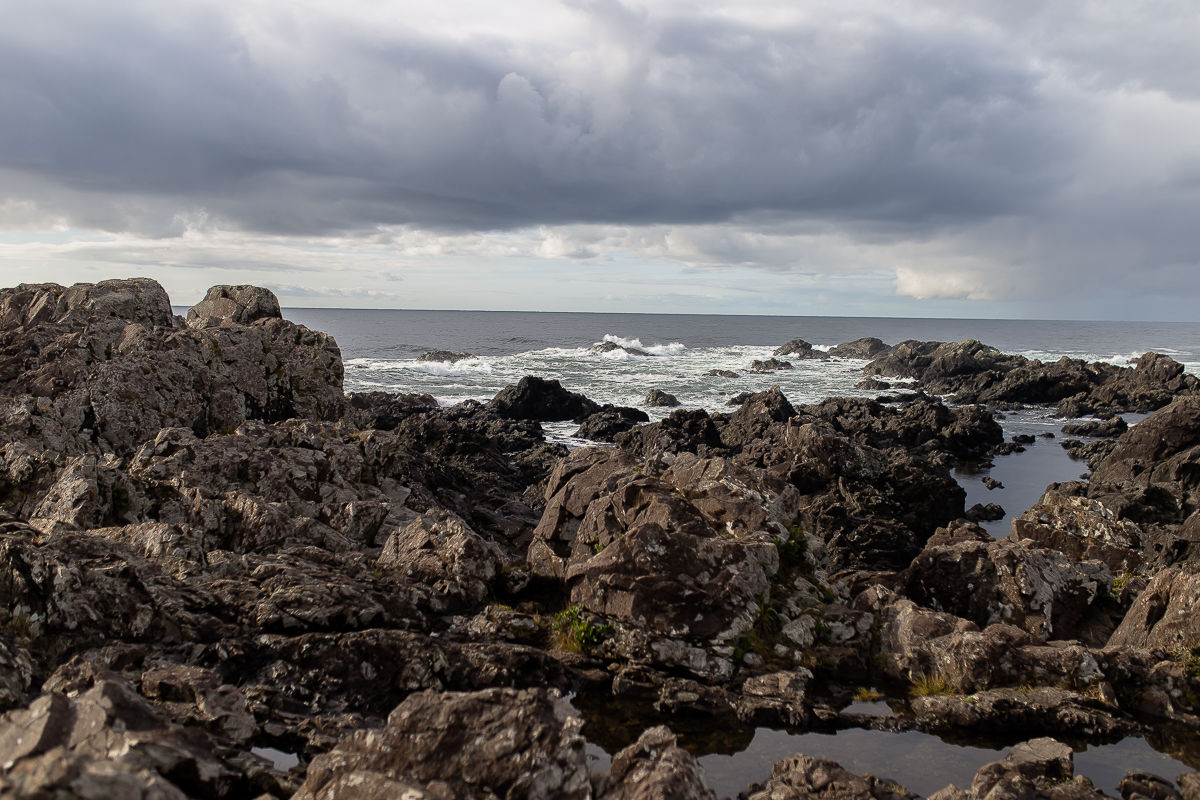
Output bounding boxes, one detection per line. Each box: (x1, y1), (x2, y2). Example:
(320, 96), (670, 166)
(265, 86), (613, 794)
(1, 0), (1198, 318)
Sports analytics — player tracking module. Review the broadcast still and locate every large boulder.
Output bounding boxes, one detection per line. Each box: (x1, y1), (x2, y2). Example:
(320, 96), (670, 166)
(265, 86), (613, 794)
(1011, 490), (1144, 574)
(1092, 397), (1200, 486)
(901, 523), (1112, 641)
(377, 510), (505, 606)
(596, 726), (716, 800)
(293, 688), (590, 800)
(773, 338), (824, 359)
(828, 337), (891, 360)
(488, 376), (600, 421)
(185, 284), (282, 328)
(1108, 565), (1200, 650)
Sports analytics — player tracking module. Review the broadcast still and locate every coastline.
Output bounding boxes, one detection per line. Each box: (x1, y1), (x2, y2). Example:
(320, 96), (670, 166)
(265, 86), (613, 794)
(1, 279), (1198, 799)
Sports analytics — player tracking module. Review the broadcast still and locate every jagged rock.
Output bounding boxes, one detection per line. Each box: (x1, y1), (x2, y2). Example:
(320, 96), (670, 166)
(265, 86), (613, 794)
(751, 358), (794, 372)
(1062, 417), (1129, 438)
(902, 522), (1113, 641)
(721, 386), (796, 450)
(1092, 397), (1200, 485)
(856, 378), (892, 391)
(913, 687), (1136, 738)
(705, 370), (739, 378)
(774, 339), (825, 359)
(1119, 771), (1182, 800)
(596, 725), (716, 800)
(1011, 491), (1143, 574)
(529, 447), (803, 678)
(1108, 565), (1200, 650)
(964, 503), (1005, 522)
(488, 376), (600, 421)
(0, 681), (267, 800)
(185, 284), (282, 328)
(377, 510), (505, 606)
(0, 279), (344, 464)
(614, 409), (728, 460)
(574, 406), (650, 442)
(590, 342), (651, 357)
(293, 688), (590, 800)
(418, 350), (475, 362)
(344, 390), (440, 431)
(926, 738), (1110, 800)
(982, 476), (1003, 490)
(829, 338), (891, 360)
(879, 598), (1105, 693)
(644, 389), (680, 407)
(741, 752), (916, 800)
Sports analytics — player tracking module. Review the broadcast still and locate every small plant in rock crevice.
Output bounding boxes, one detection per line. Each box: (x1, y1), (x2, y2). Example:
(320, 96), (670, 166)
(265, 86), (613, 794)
(552, 605), (610, 653)
(909, 669), (955, 698)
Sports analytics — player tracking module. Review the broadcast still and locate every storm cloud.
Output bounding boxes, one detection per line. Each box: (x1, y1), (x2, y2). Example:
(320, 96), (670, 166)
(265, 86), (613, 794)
(1, 0), (1198, 314)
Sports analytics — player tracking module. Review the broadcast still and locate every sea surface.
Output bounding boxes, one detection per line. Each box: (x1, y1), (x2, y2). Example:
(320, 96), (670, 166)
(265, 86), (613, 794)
(221, 308), (1200, 793)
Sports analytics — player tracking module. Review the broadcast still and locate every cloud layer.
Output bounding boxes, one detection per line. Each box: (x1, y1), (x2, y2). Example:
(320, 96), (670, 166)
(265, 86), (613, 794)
(1, 0), (1199, 315)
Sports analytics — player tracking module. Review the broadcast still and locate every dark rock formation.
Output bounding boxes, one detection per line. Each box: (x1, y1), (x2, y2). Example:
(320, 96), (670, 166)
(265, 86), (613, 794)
(644, 389), (680, 407)
(488, 376), (601, 421)
(751, 357), (794, 372)
(573, 405), (649, 442)
(829, 337), (891, 360)
(863, 339), (1199, 415)
(418, 349), (475, 362)
(705, 369), (739, 378)
(590, 341), (651, 357)
(294, 688), (590, 800)
(774, 339), (825, 359)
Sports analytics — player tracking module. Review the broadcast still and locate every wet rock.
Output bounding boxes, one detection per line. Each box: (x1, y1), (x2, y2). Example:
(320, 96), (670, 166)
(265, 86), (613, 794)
(596, 725), (716, 800)
(829, 338), (891, 360)
(930, 738), (1110, 800)
(736, 670), (812, 727)
(645, 389), (680, 408)
(1063, 418), (1129, 438)
(418, 350), (475, 362)
(293, 687), (590, 800)
(1061, 438), (1119, 469)
(185, 284), (282, 328)
(726, 392), (752, 406)
(914, 687), (1137, 738)
(751, 358), (794, 373)
(1109, 565), (1200, 650)
(705, 370), (739, 378)
(575, 406), (650, 442)
(856, 378), (892, 391)
(982, 476), (1003, 490)
(591, 341), (651, 357)
(774, 339), (825, 360)
(1119, 771), (1182, 800)
(488, 376), (601, 421)
(964, 503), (1005, 522)
(1013, 434), (1037, 445)
(740, 752), (916, 800)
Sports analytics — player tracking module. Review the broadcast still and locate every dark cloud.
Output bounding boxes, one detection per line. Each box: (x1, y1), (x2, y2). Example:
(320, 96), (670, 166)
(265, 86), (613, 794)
(2, 0), (1198, 313)
(0, 0), (1081, 234)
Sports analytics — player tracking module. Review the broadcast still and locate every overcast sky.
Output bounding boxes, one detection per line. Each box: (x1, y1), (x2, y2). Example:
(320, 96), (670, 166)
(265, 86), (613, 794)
(1, 0), (1198, 319)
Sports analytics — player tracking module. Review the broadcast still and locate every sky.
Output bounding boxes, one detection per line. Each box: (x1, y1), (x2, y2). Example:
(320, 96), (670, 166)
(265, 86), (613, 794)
(1, 0), (1199, 319)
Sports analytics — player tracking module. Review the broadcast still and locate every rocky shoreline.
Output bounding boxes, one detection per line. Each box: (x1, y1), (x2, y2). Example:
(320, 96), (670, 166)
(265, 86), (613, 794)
(1, 279), (1199, 799)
